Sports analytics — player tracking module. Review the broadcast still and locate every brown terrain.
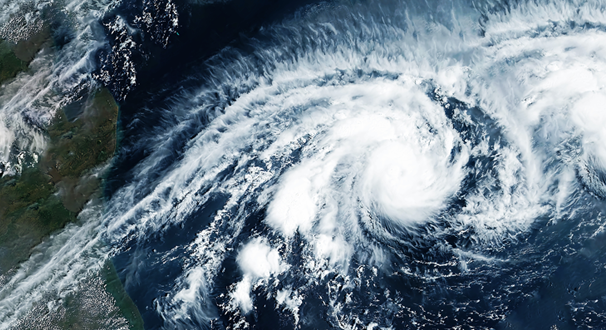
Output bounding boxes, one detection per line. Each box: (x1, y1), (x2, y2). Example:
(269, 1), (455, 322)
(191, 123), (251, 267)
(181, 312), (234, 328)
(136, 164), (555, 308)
(0, 26), (144, 329)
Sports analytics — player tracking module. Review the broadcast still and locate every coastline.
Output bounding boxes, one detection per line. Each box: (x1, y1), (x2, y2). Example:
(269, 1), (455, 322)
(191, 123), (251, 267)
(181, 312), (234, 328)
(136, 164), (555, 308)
(0, 24), (144, 329)
(0, 87), (118, 273)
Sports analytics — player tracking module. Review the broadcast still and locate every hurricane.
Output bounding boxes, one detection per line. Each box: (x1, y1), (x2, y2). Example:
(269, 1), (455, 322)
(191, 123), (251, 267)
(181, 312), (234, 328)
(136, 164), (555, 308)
(2, 0), (606, 329)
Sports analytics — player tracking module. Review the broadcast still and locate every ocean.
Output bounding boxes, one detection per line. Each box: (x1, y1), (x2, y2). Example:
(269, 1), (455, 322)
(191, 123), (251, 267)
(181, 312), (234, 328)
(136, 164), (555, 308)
(2, 0), (606, 329)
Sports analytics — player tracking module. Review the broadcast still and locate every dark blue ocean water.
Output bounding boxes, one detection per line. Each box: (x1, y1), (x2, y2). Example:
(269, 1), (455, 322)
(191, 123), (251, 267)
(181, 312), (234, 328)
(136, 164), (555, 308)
(93, 0), (606, 329)
(105, 1), (330, 328)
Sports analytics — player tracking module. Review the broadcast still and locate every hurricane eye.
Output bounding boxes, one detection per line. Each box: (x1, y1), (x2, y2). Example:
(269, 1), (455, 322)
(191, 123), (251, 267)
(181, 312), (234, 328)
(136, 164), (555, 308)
(3, 1), (606, 329)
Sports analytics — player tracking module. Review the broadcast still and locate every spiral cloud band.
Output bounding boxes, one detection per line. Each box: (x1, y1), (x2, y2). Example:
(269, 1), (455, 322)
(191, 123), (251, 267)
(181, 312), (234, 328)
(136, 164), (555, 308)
(2, 0), (606, 328)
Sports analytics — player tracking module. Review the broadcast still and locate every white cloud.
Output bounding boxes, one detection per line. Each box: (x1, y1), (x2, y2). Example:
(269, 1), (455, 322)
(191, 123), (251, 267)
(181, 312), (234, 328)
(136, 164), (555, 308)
(231, 238), (288, 314)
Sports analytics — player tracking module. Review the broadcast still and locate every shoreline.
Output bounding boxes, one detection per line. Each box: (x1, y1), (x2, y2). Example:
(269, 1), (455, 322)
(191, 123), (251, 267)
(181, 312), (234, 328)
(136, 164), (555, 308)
(0, 21), (144, 329)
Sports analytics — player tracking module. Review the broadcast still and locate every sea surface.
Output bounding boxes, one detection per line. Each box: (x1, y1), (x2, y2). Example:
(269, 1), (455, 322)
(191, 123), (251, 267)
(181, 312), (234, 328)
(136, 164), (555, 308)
(2, 0), (606, 329)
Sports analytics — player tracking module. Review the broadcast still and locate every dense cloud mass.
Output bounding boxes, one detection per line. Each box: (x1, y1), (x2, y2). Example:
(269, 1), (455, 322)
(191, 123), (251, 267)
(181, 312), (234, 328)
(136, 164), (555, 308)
(3, 0), (606, 329)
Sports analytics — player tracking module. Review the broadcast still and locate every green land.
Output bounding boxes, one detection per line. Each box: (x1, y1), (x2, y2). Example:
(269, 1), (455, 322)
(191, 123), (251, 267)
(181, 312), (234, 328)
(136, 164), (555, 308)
(0, 87), (118, 273)
(0, 31), (143, 329)
(0, 40), (28, 82)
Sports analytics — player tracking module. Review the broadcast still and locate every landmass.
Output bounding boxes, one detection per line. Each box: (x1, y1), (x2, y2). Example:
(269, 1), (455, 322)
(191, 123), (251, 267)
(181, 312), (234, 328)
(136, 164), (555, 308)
(0, 26), (143, 330)
(0, 87), (118, 272)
